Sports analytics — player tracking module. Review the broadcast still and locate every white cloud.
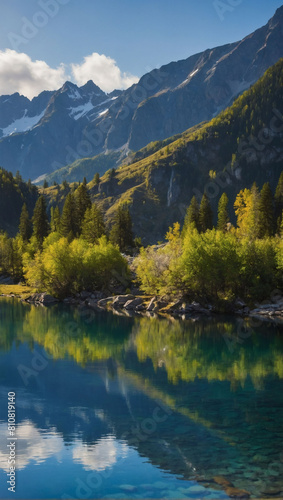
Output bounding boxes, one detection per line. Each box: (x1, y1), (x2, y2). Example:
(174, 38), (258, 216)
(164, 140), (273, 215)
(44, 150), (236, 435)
(71, 52), (139, 93)
(0, 49), (67, 99)
(0, 421), (63, 471)
(73, 436), (128, 471)
(0, 50), (138, 99)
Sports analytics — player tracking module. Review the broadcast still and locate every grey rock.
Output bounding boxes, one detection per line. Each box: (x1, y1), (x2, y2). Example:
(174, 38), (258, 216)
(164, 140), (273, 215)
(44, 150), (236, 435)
(124, 298), (143, 310)
(91, 291), (105, 300)
(147, 297), (157, 311)
(258, 303), (280, 310)
(97, 296), (115, 308)
(112, 294), (135, 308)
(28, 292), (58, 305)
(156, 300), (168, 310)
(235, 298), (246, 308)
(168, 299), (183, 311)
(87, 299), (100, 310)
(135, 304), (146, 311)
(63, 297), (73, 304)
(41, 293), (58, 305)
(191, 301), (200, 308)
(80, 291), (91, 300)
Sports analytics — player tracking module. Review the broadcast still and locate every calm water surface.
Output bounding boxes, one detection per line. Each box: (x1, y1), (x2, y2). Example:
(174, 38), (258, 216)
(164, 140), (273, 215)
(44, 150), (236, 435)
(0, 297), (283, 499)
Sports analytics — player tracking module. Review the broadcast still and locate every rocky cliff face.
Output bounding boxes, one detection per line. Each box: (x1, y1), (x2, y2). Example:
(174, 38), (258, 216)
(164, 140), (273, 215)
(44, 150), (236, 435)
(127, 6), (283, 151)
(0, 6), (283, 181)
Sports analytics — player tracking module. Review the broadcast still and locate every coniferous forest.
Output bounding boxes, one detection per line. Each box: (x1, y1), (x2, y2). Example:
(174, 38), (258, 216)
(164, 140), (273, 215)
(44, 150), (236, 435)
(1, 166), (283, 307)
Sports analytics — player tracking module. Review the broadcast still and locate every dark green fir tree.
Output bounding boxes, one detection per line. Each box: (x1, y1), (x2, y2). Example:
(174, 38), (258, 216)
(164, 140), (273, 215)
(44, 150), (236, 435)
(60, 193), (79, 239)
(81, 204), (106, 243)
(182, 196), (200, 235)
(19, 203), (32, 241)
(217, 193), (229, 232)
(32, 196), (49, 246)
(199, 193), (213, 232)
(110, 204), (134, 251)
(258, 182), (274, 237)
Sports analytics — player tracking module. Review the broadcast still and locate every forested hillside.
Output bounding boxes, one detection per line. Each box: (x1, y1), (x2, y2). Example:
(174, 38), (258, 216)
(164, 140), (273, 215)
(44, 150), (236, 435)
(0, 168), (38, 235)
(43, 58), (283, 243)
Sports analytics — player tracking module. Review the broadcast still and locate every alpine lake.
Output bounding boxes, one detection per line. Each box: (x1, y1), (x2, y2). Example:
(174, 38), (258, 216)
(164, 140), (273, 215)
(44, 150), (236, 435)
(0, 297), (283, 499)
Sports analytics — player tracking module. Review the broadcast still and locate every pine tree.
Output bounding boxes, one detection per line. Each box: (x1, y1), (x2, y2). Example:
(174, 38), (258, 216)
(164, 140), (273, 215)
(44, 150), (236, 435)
(199, 194), (213, 232)
(83, 177), (87, 186)
(182, 196), (200, 235)
(106, 168), (115, 180)
(62, 180), (69, 191)
(275, 171), (283, 230)
(19, 203), (32, 241)
(110, 204), (134, 251)
(60, 193), (79, 239)
(75, 184), (92, 233)
(43, 179), (49, 189)
(258, 182), (274, 238)
(81, 204), (106, 243)
(280, 210), (283, 237)
(32, 196), (49, 246)
(217, 193), (229, 232)
(93, 173), (100, 185)
(15, 170), (22, 183)
(50, 205), (61, 233)
(250, 182), (261, 237)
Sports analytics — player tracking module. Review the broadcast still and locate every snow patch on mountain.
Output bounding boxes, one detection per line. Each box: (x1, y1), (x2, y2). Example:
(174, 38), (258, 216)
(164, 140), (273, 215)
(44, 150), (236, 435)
(178, 69), (199, 88)
(69, 101), (95, 120)
(68, 88), (82, 100)
(0, 109), (46, 137)
(189, 69), (199, 78)
(68, 95), (117, 121)
(99, 109), (108, 116)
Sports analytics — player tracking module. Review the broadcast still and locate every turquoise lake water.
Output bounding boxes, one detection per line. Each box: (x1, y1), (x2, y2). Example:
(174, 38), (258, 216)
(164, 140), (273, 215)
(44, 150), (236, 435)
(0, 297), (283, 499)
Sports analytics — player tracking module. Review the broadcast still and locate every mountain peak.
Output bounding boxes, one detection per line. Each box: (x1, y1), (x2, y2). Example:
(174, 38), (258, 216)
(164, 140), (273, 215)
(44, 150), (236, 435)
(274, 4), (283, 16)
(61, 81), (79, 91)
(269, 4), (283, 26)
(80, 80), (105, 95)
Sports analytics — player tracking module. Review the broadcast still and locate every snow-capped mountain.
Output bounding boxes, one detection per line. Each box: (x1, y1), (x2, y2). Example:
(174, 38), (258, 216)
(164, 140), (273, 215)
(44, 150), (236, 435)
(0, 5), (283, 181)
(0, 91), (53, 139)
(0, 80), (122, 180)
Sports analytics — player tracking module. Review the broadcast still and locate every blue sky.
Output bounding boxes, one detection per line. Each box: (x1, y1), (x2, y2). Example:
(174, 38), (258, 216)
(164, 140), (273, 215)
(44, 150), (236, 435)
(0, 0), (282, 98)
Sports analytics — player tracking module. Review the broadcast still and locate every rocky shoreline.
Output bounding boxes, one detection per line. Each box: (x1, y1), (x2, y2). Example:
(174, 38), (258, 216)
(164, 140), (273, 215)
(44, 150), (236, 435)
(1, 288), (283, 325)
(20, 291), (214, 319)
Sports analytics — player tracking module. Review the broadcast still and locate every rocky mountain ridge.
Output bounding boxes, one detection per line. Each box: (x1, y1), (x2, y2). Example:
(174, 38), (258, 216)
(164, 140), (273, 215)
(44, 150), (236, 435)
(0, 6), (283, 181)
